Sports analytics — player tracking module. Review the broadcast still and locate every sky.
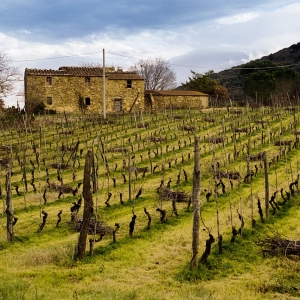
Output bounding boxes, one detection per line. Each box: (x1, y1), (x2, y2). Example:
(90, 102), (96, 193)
(1, 0), (300, 107)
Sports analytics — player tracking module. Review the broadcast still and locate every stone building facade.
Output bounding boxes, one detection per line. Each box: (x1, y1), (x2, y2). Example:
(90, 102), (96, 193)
(144, 90), (209, 110)
(24, 66), (145, 113)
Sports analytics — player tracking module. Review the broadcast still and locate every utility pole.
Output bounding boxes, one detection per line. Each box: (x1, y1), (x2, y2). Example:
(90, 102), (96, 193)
(103, 48), (106, 119)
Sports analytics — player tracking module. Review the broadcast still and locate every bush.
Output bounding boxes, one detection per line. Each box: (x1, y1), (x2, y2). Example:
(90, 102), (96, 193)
(45, 109), (56, 115)
(33, 101), (46, 114)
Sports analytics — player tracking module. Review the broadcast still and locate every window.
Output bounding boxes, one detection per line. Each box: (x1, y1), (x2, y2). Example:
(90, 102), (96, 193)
(85, 77), (90, 86)
(126, 80), (132, 88)
(46, 76), (52, 85)
(46, 97), (52, 105)
(85, 97), (91, 105)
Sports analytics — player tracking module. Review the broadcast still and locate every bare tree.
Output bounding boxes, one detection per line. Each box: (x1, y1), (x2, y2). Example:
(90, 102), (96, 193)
(25, 95), (45, 116)
(0, 49), (19, 98)
(130, 58), (177, 90)
(80, 62), (103, 67)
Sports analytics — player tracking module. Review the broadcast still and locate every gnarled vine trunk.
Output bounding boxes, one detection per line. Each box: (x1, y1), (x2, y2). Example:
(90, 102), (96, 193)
(190, 136), (201, 269)
(6, 159), (14, 241)
(75, 150), (94, 260)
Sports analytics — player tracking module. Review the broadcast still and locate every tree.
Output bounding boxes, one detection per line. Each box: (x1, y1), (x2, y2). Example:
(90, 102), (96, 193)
(182, 70), (229, 104)
(214, 85), (230, 101)
(80, 62), (103, 67)
(183, 70), (218, 94)
(274, 67), (299, 98)
(0, 49), (19, 99)
(240, 61), (277, 103)
(240, 60), (299, 104)
(24, 96), (45, 116)
(130, 58), (177, 90)
(76, 91), (87, 114)
(243, 70), (276, 102)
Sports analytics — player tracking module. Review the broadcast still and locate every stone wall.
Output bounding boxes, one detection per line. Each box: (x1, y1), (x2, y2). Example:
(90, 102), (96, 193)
(146, 94), (208, 110)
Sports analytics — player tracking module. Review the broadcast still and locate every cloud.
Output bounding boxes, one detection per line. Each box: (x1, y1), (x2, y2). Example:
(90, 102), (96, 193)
(217, 12), (260, 25)
(0, 0), (291, 42)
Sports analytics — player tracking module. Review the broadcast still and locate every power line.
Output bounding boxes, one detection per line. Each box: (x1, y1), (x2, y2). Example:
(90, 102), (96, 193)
(11, 51), (104, 62)
(11, 49), (300, 71)
(231, 62), (300, 70)
(106, 51), (139, 61)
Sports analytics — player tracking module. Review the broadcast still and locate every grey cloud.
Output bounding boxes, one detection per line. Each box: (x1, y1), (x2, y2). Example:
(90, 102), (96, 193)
(0, 0), (292, 42)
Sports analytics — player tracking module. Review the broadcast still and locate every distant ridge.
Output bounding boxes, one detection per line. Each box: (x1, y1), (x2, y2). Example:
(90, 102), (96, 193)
(212, 42), (300, 100)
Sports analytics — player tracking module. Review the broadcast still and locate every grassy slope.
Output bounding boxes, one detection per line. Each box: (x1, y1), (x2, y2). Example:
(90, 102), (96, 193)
(0, 108), (300, 300)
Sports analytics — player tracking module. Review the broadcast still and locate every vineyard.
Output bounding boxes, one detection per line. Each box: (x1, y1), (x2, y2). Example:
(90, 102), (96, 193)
(1, 107), (300, 300)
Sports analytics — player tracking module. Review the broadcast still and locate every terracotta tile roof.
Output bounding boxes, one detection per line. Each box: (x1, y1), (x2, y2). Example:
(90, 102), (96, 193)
(59, 66), (105, 76)
(25, 66), (143, 80)
(25, 68), (67, 76)
(25, 66), (106, 76)
(107, 72), (144, 80)
(145, 90), (208, 96)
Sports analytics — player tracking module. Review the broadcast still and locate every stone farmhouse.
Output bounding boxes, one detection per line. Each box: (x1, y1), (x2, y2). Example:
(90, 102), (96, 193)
(25, 66), (144, 113)
(24, 66), (208, 113)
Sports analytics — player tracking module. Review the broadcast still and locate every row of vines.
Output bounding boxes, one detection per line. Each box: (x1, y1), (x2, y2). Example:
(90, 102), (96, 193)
(0, 106), (300, 263)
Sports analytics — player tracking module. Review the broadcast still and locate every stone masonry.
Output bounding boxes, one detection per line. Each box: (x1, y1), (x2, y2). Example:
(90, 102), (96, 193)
(144, 90), (208, 110)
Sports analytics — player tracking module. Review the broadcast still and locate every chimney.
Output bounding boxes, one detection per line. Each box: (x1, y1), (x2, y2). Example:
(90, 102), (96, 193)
(117, 66), (123, 72)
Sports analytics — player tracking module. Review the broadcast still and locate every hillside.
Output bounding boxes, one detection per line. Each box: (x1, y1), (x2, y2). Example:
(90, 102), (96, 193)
(212, 42), (300, 102)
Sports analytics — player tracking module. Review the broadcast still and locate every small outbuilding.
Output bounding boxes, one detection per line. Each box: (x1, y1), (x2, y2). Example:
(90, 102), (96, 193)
(144, 90), (209, 111)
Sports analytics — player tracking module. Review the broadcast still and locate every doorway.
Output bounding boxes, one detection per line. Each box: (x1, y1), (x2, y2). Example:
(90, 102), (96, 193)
(114, 97), (122, 112)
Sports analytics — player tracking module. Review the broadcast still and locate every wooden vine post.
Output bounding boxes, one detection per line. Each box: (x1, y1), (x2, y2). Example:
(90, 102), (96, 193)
(262, 151), (269, 219)
(190, 136), (201, 269)
(91, 141), (98, 193)
(128, 150), (132, 202)
(212, 142), (222, 254)
(222, 119), (233, 226)
(6, 159), (14, 241)
(23, 146), (28, 194)
(230, 124), (237, 158)
(75, 150), (94, 260)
